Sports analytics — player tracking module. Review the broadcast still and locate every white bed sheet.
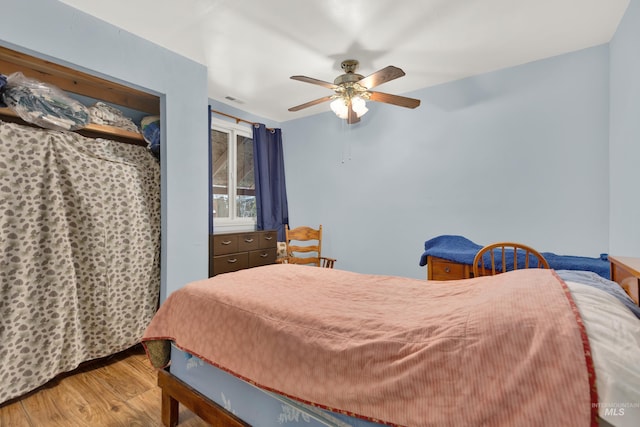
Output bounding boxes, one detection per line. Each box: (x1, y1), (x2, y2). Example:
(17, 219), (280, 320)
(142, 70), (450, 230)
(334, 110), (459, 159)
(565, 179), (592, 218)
(566, 280), (640, 427)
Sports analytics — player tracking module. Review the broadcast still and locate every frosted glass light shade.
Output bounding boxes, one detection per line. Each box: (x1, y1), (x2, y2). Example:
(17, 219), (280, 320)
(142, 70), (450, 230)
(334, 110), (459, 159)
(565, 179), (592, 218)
(351, 96), (368, 117)
(330, 96), (368, 119)
(330, 98), (348, 119)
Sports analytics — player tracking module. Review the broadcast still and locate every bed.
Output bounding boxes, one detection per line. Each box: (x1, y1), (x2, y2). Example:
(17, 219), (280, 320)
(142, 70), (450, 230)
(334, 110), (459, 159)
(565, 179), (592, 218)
(142, 264), (640, 427)
(0, 45), (161, 405)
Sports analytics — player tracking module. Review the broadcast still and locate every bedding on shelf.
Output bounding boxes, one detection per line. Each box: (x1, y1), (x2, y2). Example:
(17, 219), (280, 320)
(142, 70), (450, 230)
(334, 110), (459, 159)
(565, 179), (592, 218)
(142, 264), (640, 427)
(419, 234), (611, 278)
(0, 70), (149, 142)
(0, 73), (7, 105)
(141, 115), (160, 157)
(1, 71), (90, 131)
(0, 120), (161, 405)
(88, 101), (140, 133)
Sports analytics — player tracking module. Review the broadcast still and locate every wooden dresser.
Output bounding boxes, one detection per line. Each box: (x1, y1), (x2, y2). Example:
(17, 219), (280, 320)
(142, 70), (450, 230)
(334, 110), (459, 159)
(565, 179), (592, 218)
(209, 230), (277, 277)
(426, 256), (472, 280)
(609, 255), (640, 306)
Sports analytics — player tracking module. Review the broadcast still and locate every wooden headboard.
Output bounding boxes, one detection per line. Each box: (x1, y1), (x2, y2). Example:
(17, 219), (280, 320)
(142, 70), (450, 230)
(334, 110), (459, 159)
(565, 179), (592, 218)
(0, 45), (160, 145)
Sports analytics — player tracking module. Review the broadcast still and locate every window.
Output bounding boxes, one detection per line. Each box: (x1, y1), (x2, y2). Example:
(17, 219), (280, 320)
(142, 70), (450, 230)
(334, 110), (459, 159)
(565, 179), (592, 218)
(210, 118), (256, 231)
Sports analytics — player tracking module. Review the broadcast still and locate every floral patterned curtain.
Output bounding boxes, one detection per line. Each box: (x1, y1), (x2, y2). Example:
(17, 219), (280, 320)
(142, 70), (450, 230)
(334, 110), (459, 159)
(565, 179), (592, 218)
(0, 121), (160, 404)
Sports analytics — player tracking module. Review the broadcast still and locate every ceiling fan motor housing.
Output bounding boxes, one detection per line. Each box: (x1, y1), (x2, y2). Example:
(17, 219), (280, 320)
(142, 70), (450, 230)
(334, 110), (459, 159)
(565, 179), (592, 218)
(340, 59), (359, 72)
(335, 59), (363, 85)
(334, 73), (364, 85)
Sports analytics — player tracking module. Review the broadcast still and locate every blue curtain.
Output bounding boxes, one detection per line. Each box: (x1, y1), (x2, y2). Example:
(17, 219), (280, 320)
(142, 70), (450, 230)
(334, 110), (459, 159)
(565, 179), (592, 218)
(252, 124), (289, 241)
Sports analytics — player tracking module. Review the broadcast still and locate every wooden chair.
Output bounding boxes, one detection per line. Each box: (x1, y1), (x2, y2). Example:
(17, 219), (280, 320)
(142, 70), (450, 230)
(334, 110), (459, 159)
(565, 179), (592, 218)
(472, 242), (549, 277)
(284, 224), (336, 268)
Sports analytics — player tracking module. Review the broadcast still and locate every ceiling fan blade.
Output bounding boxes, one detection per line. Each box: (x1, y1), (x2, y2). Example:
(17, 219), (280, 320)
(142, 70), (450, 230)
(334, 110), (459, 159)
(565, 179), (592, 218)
(290, 75), (338, 90)
(288, 95), (334, 112)
(357, 66), (406, 89)
(347, 104), (360, 124)
(368, 91), (421, 109)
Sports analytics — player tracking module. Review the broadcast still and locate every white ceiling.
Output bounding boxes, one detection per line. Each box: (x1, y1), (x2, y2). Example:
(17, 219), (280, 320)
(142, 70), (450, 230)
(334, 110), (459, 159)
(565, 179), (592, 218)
(59, 0), (629, 123)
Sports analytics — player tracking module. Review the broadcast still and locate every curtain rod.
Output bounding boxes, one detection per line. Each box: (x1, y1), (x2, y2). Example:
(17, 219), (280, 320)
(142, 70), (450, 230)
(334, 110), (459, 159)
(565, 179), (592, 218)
(210, 109), (274, 131)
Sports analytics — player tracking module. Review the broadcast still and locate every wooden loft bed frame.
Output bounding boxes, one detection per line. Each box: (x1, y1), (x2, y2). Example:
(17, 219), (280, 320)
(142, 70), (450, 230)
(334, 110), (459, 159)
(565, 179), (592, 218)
(0, 45), (160, 145)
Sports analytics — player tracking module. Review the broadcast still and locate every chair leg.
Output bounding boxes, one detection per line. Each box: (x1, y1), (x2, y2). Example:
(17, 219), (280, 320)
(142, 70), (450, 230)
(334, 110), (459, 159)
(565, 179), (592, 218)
(322, 258), (335, 268)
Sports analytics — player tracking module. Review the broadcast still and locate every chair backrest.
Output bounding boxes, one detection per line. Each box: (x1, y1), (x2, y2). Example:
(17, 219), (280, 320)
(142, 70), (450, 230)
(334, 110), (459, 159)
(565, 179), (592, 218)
(472, 242), (550, 277)
(285, 224), (324, 267)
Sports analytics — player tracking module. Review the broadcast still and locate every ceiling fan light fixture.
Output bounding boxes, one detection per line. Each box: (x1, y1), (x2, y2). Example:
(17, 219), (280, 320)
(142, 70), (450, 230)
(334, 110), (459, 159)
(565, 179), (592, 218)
(351, 96), (368, 118)
(330, 95), (368, 120)
(330, 97), (349, 119)
(290, 59), (420, 124)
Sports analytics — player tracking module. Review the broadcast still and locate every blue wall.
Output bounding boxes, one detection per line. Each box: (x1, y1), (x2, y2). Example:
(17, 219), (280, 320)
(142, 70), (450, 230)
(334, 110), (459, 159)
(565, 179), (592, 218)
(610, 0), (640, 256)
(282, 46), (611, 278)
(3, 1), (635, 288)
(1, 0), (209, 300)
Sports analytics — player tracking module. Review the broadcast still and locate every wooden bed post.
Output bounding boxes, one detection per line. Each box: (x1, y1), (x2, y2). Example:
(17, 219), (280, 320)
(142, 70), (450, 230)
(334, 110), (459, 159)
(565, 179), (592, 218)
(157, 369), (250, 427)
(158, 370), (180, 427)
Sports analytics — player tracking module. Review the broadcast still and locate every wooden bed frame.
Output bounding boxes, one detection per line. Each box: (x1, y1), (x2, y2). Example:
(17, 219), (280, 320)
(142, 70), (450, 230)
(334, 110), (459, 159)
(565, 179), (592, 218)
(158, 369), (249, 427)
(0, 44), (159, 144)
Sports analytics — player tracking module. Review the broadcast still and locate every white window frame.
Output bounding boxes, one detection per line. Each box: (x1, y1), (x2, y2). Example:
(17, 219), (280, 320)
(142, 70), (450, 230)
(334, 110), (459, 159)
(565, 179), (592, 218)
(211, 117), (256, 233)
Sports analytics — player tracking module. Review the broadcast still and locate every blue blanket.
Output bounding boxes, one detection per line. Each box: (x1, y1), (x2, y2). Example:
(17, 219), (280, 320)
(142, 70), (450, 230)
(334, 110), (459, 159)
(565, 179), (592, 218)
(419, 235), (610, 279)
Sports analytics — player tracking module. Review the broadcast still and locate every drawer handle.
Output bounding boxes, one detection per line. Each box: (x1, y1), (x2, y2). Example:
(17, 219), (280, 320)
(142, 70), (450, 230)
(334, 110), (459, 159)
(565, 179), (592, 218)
(244, 238), (254, 243)
(264, 236), (273, 240)
(444, 267), (450, 273)
(260, 253), (268, 258)
(227, 258), (238, 264)
(221, 240), (232, 245)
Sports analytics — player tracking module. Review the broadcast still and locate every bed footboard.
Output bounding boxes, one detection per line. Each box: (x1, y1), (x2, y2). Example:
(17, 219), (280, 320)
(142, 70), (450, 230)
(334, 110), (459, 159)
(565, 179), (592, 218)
(157, 369), (250, 427)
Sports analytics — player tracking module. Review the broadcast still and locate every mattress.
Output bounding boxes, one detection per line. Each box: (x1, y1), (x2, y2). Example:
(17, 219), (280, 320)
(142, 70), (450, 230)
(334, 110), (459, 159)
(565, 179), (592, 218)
(170, 344), (382, 427)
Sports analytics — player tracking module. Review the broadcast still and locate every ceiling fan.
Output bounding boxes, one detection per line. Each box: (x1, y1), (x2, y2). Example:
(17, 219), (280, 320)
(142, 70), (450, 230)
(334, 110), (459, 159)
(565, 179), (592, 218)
(288, 59), (421, 124)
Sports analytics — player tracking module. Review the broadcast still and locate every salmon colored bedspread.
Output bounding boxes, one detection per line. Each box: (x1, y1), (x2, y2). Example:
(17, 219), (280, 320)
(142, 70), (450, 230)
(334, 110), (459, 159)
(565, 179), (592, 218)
(142, 264), (596, 427)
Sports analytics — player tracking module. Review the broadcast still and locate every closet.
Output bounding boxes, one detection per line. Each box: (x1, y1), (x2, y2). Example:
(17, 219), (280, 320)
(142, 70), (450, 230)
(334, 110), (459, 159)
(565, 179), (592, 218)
(0, 45), (161, 405)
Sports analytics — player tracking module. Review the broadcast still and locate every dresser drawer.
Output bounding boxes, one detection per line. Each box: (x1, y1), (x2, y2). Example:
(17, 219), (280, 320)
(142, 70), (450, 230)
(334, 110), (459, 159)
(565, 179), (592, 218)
(212, 234), (239, 255)
(212, 253), (248, 275)
(237, 232), (261, 251)
(249, 247), (277, 268)
(259, 230), (277, 249)
(428, 257), (469, 280)
(210, 230), (278, 277)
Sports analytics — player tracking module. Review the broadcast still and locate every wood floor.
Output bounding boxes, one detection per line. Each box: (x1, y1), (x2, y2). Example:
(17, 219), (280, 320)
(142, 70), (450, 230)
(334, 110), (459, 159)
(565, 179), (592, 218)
(0, 346), (209, 427)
